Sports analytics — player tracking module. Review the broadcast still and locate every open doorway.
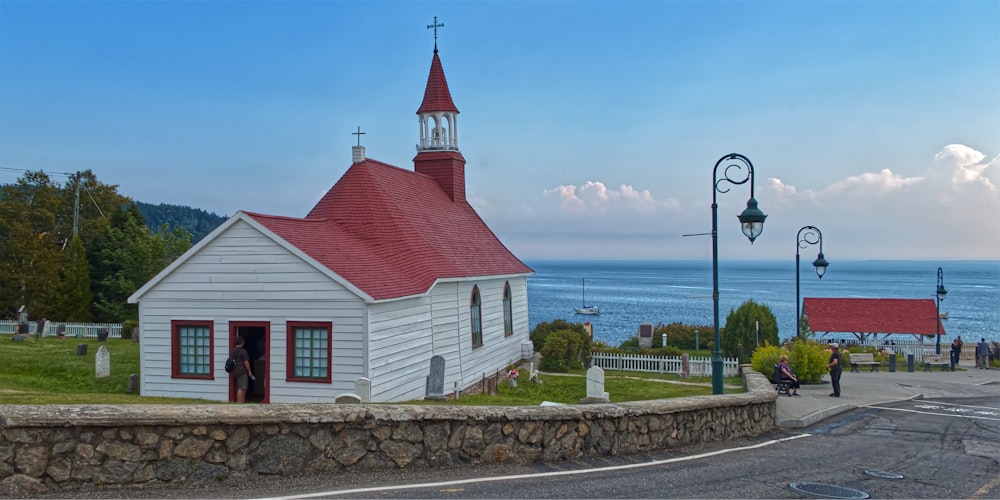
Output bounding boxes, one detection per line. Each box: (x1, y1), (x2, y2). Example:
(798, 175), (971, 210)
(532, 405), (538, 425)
(229, 322), (269, 403)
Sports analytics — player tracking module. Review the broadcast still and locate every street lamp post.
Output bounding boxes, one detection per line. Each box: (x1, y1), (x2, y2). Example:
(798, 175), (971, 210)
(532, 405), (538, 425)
(795, 226), (829, 338)
(935, 267), (947, 355)
(710, 153), (766, 394)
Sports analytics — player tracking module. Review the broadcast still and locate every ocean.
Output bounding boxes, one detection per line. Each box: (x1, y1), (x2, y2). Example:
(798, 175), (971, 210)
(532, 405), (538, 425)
(525, 260), (1000, 347)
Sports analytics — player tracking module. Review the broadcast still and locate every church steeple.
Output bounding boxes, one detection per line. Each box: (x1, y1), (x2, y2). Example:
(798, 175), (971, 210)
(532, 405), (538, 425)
(414, 17), (466, 202)
(416, 17), (459, 152)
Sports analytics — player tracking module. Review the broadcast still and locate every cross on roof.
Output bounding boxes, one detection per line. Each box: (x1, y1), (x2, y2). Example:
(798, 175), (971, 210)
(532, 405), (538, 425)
(352, 126), (365, 146)
(427, 16), (444, 52)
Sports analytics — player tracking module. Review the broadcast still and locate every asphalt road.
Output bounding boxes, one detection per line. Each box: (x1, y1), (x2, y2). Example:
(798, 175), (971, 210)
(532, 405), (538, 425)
(48, 396), (999, 499)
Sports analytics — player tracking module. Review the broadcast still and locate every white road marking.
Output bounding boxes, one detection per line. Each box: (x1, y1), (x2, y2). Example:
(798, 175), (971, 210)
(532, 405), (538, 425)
(865, 402), (1000, 421)
(259, 434), (813, 499)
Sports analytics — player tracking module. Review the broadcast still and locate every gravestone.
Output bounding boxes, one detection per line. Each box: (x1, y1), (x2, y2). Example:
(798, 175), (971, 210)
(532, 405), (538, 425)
(425, 355), (446, 401)
(581, 365), (610, 403)
(17, 323), (28, 335)
(56, 324), (66, 337)
(638, 323), (653, 349)
(95, 346), (110, 378)
(334, 393), (362, 404)
(12, 335), (25, 343)
(97, 328), (109, 342)
(354, 377), (371, 403)
(76, 344), (88, 356)
(126, 373), (139, 394)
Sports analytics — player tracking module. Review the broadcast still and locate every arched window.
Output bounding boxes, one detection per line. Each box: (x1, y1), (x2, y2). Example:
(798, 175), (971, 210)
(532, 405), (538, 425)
(470, 286), (483, 348)
(503, 282), (513, 337)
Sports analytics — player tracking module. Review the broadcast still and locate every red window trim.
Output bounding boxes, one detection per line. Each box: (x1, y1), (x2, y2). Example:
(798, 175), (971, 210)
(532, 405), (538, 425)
(171, 319), (214, 380)
(286, 321), (332, 383)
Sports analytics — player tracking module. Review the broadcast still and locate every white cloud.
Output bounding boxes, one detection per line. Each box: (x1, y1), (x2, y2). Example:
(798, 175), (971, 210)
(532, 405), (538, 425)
(759, 144), (999, 260)
(934, 143), (996, 192)
(542, 181), (678, 215)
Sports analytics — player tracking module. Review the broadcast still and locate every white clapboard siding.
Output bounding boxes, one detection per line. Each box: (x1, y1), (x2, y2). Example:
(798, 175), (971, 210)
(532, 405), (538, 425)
(137, 220), (366, 402)
(367, 296), (434, 402)
(450, 278), (530, 393)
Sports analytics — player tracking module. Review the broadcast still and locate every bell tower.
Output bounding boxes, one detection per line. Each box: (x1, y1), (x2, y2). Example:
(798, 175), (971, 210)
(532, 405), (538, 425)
(413, 17), (466, 202)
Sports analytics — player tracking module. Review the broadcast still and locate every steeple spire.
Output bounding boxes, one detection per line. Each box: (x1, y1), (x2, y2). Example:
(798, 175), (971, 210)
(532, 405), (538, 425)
(427, 16), (444, 53)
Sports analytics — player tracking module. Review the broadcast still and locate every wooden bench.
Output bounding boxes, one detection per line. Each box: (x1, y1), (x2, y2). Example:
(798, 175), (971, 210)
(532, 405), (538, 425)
(849, 352), (880, 372)
(923, 354), (951, 372)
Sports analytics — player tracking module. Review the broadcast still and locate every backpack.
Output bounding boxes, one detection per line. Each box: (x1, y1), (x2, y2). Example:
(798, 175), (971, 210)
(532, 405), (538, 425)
(225, 355), (237, 373)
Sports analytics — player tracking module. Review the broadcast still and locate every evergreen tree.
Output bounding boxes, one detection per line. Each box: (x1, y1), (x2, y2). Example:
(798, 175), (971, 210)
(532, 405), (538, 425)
(56, 235), (92, 321)
(721, 299), (779, 362)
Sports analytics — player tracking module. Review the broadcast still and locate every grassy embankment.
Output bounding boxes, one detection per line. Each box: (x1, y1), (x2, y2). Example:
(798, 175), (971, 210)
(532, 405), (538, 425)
(0, 337), (744, 405)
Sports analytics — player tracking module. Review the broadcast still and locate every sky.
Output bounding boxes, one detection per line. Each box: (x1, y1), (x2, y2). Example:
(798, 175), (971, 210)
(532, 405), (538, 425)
(1, 0), (998, 261)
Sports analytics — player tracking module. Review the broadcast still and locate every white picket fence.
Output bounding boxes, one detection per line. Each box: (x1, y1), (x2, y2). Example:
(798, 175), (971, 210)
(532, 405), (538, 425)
(590, 351), (740, 377)
(0, 320), (124, 339)
(823, 338), (956, 360)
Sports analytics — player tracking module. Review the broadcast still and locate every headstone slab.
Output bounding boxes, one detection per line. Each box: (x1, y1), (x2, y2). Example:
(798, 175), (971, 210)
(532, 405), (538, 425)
(126, 373), (139, 394)
(95, 345), (111, 378)
(76, 343), (88, 355)
(334, 393), (362, 404)
(354, 377), (372, 403)
(582, 365), (610, 403)
(425, 355), (446, 401)
(638, 323), (653, 348)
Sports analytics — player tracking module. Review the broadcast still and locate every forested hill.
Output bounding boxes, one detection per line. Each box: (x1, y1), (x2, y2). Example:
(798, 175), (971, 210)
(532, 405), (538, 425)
(135, 201), (227, 243)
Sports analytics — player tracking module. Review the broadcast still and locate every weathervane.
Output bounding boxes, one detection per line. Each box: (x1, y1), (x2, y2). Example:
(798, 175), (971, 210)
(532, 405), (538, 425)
(352, 126), (365, 146)
(427, 16), (444, 52)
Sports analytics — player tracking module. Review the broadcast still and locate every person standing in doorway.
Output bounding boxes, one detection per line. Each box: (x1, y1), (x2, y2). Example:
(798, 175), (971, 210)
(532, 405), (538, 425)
(826, 343), (842, 397)
(231, 336), (255, 402)
(976, 338), (990, 369)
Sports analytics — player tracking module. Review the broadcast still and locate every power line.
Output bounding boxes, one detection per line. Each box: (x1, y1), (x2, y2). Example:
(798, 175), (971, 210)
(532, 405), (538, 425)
(0, 166), (76, 177)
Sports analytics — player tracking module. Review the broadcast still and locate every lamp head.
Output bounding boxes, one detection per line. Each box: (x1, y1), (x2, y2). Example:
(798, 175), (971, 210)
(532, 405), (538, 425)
(937, 284), (947, 301)
(812, 252), (829, 279)
(738, 197), (767, 243)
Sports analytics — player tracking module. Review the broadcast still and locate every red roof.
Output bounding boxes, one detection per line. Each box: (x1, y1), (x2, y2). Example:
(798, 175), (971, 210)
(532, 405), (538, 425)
(803, 298), (946, 336)
(247, 158), (531, 301)
(417, 51), (459, 114)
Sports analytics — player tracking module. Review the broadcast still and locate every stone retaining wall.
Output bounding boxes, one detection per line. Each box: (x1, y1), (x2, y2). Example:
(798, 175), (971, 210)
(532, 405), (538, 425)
(0, 369), (776, 496)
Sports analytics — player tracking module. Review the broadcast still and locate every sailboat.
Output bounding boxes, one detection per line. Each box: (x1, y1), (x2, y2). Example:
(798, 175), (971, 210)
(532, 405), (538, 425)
(575, 278), (600, 315)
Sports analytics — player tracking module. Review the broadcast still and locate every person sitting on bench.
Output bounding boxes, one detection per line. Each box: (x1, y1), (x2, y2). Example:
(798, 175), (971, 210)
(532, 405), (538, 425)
(778, 354), (800, 396)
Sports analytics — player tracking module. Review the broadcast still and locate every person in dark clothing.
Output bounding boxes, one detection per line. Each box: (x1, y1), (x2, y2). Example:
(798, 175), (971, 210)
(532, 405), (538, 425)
(826, 343), (842, 397)
(950, 338), (961, 368)
(230, 336), (254, 402)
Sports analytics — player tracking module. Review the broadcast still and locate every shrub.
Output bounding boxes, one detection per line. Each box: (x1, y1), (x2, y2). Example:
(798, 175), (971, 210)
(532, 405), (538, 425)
(530, 320), (589, 353)
(750, 344), (784, 382)
(540, 329), (584, 372)
(788, 340), (831, 384)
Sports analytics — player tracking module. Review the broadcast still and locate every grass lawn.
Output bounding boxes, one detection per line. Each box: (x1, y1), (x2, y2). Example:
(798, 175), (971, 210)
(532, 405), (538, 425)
(0, 336), (206, 405)
(1, 337), (745, 405)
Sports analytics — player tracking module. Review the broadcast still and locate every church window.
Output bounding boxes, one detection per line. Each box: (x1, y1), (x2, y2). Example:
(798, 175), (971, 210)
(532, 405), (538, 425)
(471, 286), (483, 348)
(503, 282), (513, 337)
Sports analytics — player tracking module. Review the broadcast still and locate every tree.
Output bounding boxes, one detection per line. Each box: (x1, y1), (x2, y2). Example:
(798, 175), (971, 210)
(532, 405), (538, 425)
(90, 205), (191, 322)
(0, 171), (63, 319)
(56, 235), (92, 321)
(721, 299), (778, 362)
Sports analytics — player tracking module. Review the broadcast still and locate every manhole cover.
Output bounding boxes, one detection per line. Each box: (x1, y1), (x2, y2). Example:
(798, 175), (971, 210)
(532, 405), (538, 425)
(789, 482), (870, 499)
(865, 469), (904, 479)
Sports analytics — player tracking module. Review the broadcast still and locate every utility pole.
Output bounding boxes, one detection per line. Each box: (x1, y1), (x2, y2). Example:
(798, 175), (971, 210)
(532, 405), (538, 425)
(72, 172), (80, 238)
